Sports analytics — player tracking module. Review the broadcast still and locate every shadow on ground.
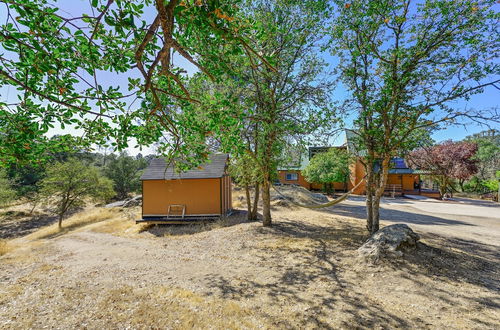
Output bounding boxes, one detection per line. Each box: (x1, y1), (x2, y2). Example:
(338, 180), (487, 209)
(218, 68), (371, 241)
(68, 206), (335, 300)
(0, 207), (88, 240)
(203, 216), (499, 328)
(319, 198), (476, 227)
(145, 210), (260, 237)
(0, 212), (58, 239)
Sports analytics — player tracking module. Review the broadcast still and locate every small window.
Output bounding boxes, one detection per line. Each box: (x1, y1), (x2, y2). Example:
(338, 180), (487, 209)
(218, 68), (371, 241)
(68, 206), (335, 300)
(286, 173), (298, 181)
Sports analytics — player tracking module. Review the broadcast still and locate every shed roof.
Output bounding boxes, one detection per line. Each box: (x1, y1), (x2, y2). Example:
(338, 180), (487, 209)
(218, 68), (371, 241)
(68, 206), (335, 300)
(140, 153), (228, 180)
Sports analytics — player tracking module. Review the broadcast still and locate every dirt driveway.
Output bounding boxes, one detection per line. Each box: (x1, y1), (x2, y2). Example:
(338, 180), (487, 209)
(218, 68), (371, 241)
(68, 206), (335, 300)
(1, 207), (499, 329)
(326, 196), (500, 246)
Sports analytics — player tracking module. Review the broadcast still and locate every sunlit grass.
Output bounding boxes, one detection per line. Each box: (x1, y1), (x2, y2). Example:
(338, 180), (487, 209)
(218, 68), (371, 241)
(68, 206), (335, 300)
(20, 207), (120, 241)
(0, 239), (12, 256)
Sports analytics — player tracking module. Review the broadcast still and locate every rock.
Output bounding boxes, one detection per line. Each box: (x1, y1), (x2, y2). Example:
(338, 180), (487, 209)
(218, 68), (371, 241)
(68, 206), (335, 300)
(105, 200), (128, 208)
(105, 195), (142, 208)
(271, 199), (292, 208)
(310, 193), (329, 203)
(123, 195), (142, 207)
(358, 224), (420, 262)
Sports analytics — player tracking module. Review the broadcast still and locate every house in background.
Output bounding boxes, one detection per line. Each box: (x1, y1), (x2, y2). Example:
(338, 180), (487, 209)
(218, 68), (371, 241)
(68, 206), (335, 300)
(138, 153), (232, 223)
(277, 145), (349, 192)
(278, 130), (438, 197)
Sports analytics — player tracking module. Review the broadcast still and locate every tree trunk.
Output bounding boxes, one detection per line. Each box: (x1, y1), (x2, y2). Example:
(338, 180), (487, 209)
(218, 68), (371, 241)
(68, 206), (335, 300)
(370, 156), (391, 234)
(262, 179), (272, 226)
(371, 194), (381, 233)
(245, 184), (252, 221)
(251, 182), (260, 220)
(438, 176), (447, 199)
(365, 164), (374, 233)
(459, 179), (465, 192)
(28, 198), (38, 215)
(365, 156), (391, 234)
(58, 214), (63, 229)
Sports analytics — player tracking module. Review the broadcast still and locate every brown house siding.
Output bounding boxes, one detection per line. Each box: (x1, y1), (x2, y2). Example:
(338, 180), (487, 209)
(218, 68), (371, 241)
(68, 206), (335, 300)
(278, 170), (311, 189)
(278, 158), (422, 196)
(387, 174), (418, 191)
(278, 170), (348, 191)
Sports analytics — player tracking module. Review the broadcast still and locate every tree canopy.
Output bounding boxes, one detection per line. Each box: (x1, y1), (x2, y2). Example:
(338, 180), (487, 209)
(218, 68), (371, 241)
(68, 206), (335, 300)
(174, 0), (334, 226)
(302, 148), (351, 192)
(407, 140), (478, 198)
(329, 0), (499, 233)
(104, 152), (143, 199)
(0, 0), (272, 166)
(40, 159), (115, 228)
(464, 129), (500, 189)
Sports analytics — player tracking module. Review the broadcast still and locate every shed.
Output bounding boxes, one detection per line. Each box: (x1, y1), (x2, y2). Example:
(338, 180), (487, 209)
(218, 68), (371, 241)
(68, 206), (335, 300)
(138, 153), (232, 223)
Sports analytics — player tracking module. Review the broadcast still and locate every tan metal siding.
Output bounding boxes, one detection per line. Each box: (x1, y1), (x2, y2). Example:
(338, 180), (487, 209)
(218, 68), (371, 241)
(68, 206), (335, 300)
(143, 178), (221, 215)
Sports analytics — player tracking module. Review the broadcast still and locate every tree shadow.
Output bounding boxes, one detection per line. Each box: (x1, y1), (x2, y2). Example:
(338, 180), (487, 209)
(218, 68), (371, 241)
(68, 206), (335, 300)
(203, 216), (498, 327)
(0, 213), (58, 239)
(145, 210), (260, 237)
(203, 218), (412, 327)
(403, 233), (500, 292)
(0, 206), (90, 239)
(319, 201), (476, 227)
(445, 197), (500, 208)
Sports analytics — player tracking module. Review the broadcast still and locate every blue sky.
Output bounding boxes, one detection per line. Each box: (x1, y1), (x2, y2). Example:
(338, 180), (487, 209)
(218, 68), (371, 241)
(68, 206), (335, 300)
(1, 0), (498, 155)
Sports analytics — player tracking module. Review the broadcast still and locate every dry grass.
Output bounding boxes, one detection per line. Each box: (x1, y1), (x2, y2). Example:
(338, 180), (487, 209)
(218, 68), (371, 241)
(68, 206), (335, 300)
(1, 207), (142, 258)
(0, 263), (63, 305)
(0, 239), (12, 256)
(21, 207), (120, 241)
(0, 278), (269, 329)
(258, 236), (316, 252)
(89, 285), (263, 329)
(0, 205), (163, 260)
(146, 212), (249, 237)
(1, 187), (498, 328)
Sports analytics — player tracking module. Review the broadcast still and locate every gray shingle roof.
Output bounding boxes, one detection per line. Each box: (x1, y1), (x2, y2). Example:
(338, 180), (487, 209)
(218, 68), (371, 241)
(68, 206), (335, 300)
(140, 153), (229, 180)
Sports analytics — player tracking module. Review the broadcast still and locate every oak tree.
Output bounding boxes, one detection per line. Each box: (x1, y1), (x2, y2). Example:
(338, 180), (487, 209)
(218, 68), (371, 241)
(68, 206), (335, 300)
(330, 0), (499, 233)
(302, 148), (351, 193)
(40, 159), (115, 228)
(0, 0), (269, 166)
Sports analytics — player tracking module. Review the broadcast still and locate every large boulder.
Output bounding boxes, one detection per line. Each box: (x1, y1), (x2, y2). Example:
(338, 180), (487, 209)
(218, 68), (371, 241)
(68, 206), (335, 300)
(105, 200), (128, 208)
(270, 184), (329, 206)
(310, 192), (329, 203)
(358, 224), (420, 262)
(123, 195), (142, 207)
(105, 195), (142, 208)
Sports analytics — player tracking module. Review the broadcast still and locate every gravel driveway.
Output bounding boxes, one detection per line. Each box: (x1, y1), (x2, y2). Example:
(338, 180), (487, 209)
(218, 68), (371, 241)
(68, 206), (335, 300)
(325, 196), (500, 246)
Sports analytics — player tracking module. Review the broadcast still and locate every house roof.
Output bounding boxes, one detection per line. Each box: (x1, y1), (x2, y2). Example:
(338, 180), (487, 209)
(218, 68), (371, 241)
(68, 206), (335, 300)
(345, 129), (367, 156)
(140, 153), (229, 180)
(374, 157), (428, 175)
(277, 154), (309, 171)
(278, 145), (348, 171)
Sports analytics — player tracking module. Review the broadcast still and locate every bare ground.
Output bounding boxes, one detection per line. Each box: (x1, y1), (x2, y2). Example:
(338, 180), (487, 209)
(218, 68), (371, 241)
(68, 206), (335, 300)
(1, 199), (499, 329)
